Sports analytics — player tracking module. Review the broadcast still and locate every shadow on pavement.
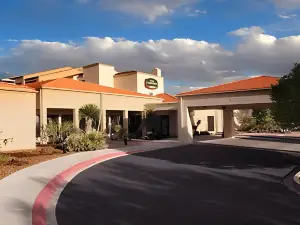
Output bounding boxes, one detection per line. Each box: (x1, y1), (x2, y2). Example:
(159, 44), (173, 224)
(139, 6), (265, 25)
(135, 143), (300, 170)
(55, 143), (300, 225)
(237, 136), (300, 144)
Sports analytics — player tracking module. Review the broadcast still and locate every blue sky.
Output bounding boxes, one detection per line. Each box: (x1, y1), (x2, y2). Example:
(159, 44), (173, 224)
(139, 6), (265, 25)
(1, 0), (300, 93)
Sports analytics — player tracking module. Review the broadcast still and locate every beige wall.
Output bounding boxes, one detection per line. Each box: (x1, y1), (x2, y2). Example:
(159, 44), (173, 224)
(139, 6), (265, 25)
(114, 73), (138, 92)
(0, 90), (36, 151)
(41, 89), (101, 109)
(83, 63), (116, 87)
(114, 72), (164, 95)
(192, 109), (223, 133)
(39, 88), (162, 133)
(102, 93), (162, 111)
(181, 90), (272, 108)
(137, 72), (164, 95)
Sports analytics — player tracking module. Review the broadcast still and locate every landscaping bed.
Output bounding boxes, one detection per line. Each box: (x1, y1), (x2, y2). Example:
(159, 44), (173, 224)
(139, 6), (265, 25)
(0, 146), (69, 180)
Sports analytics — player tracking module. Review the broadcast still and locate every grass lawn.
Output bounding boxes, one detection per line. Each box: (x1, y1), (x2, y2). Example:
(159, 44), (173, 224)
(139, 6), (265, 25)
(0, 146), (71, 180)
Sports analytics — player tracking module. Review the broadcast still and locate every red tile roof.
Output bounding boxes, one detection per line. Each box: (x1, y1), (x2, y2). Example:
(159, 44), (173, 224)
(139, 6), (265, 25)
(177, 76), (279, 96)
(155, 93), (178, 103)
(0, 82), (36, 92)
(27, 78), (160, 98)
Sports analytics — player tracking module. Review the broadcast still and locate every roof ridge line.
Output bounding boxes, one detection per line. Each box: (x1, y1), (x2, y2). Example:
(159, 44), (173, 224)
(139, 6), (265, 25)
(162, 92), (178, 99)
(176, 75), (268, 96)
(22, 67), (75, 77)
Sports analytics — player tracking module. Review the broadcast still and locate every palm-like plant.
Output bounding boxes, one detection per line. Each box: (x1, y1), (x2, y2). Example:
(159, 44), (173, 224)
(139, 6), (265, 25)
(79, 104), (100, 133)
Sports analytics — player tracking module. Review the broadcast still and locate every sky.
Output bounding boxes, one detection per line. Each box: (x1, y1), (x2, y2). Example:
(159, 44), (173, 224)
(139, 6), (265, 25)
(0, 0), (300, 94)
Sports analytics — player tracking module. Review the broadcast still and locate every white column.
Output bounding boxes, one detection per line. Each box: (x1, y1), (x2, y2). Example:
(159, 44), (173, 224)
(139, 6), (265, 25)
(58, 114), (62, 127)
(178, 98), (193, 143)
(73, 109), (79, 128)
(223, 108), (235, 138)
(215, 110), (223, 133)
(123, 110), (129, 131)
(101, 109), (107, 132)
(39, 106), (47, 143)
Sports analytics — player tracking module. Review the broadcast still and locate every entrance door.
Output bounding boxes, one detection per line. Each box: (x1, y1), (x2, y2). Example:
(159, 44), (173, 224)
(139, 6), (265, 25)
(128, 112), (142, 134)
(207, 116), (215, 132)
(161, 115), (169, 137)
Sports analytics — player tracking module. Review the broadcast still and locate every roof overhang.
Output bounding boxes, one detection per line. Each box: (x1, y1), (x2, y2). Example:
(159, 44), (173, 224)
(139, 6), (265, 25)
(176, 88), (271, 97)
(146, 102), (178, 111)
(40, 87), (162, 100)
(0, 86), (37, 93)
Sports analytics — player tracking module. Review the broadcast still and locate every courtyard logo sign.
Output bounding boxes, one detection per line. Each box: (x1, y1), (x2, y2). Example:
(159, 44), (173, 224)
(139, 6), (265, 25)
(145, 78), (158, 90)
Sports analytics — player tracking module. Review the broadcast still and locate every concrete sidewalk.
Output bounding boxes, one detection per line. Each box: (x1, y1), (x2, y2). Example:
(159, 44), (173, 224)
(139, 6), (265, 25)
(0, 141), (183, 225)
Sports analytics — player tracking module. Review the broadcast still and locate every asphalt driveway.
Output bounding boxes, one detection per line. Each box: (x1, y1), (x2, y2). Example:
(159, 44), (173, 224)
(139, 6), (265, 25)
(56, 143), (300, 225)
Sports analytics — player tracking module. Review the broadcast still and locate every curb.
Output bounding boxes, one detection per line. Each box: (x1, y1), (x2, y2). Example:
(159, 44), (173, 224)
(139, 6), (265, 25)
(32, 150), (144, 225)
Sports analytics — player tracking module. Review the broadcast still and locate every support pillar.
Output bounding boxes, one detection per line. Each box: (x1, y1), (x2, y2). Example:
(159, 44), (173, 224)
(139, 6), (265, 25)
(58, 114), (62, 127)
(39, 106), (47, 144)
(101, 109), (107, 132)
(215, 110), (223, 133)
(73, 109), (79, 128)
(177, 98), (193, 143)
(223, 108), (235, 138)
(123, 110), (129, 131)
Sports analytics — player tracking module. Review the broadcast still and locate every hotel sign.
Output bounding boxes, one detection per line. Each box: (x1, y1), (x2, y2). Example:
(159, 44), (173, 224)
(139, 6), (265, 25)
(145, 78), (158, 90)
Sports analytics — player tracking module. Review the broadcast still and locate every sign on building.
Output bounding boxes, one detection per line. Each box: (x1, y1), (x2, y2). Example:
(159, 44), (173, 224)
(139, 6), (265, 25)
(145, 78), (158, 90)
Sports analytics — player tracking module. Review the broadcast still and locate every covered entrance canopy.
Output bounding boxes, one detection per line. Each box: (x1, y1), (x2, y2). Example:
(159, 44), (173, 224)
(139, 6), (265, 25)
(176, 76), (279, 143)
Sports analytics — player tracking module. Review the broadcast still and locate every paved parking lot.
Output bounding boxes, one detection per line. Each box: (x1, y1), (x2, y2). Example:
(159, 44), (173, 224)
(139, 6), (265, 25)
(56, 143), (300, 225)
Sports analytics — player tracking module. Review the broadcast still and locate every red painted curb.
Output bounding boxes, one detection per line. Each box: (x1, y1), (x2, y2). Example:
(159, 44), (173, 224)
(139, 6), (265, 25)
(32, 150), (143, 225)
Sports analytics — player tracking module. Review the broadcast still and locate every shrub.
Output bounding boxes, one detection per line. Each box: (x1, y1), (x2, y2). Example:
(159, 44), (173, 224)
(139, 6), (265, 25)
(117, 128), (128, 139)
(0, 154), (9, 163)
(41, 121), (77, 144)
(66, 131), (107, 152)
(238, 116), (256, 132)
(112, 125), (122, 133)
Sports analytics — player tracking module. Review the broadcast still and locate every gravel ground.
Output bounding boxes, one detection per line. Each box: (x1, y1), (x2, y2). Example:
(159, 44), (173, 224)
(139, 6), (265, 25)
(0, 147), (69, 179)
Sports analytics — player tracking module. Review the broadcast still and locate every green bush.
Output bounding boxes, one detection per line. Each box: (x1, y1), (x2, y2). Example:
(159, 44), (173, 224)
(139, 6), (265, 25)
(238, 116), (256, 132)
(0, 154), (9, 163)
(66, 131), (107, 152)
(41, 121), (78, 144)
(112, 125), (122, 133)
(117, 128), (128, 139)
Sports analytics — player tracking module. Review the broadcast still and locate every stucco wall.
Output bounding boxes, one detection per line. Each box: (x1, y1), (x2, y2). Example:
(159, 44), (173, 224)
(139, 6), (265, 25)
(83, 65), (100, 85)
(41, 89), (101, 109)
(181, 90), (272, 108)
(137, 72), (164, 95)
(114, 73), (138, 92)
(83, 64), (116, 87)
(102, 93), (162, 111)
(0, 90), (36, 151)
(191, 109), (223, 133)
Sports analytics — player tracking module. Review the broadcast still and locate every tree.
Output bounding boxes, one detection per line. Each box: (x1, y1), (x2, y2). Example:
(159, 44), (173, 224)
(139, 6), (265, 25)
(79, 104), (100, 133)
(270, 63), (300, 128)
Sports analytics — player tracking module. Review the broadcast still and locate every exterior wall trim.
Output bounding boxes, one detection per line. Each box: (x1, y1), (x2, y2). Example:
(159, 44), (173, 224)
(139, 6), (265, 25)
(177, 88), (271, 97)
(41, 87), (162, 100)
(0, 87), (37, 93)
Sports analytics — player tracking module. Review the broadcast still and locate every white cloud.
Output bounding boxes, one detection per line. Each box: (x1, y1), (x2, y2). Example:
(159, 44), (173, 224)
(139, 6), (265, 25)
(99, 0), (200, 22)
(229, 26), (265, 37)
(1, 28), (300, 90)
(184, 7), (207, 17)
(277, 13), (297, 19)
